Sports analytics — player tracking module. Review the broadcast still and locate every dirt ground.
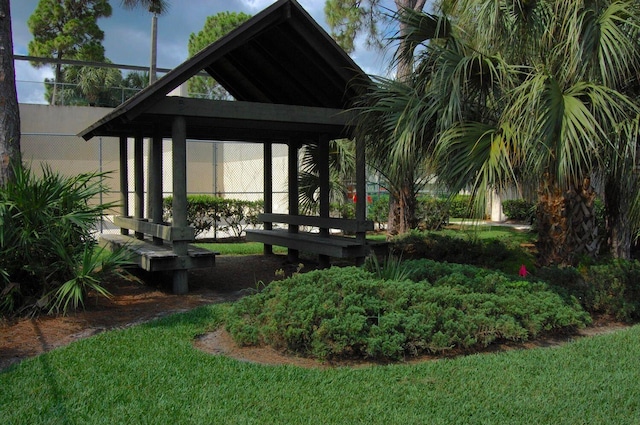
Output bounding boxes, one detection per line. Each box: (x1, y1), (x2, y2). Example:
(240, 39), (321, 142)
(0, 254), (630, 371)
(0, 254), (313, 371)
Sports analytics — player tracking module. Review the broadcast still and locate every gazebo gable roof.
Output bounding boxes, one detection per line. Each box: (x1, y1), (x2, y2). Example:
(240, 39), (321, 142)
(80, 0), (369, 141)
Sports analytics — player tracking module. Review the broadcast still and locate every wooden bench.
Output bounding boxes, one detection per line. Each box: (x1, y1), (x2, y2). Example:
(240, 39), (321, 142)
(245, 213), (375, 266)
(100, 216), (217, 292)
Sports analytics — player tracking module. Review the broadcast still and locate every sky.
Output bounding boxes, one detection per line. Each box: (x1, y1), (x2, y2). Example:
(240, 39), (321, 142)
(11, 0), (398, 104)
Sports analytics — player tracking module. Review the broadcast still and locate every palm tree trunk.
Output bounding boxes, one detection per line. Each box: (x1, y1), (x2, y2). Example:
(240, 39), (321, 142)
(605, 178), (632, 260)
(387, 181), (417, 237)
(536, 176), (599, 266)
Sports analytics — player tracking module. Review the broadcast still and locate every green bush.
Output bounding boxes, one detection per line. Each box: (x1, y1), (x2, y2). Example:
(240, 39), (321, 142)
(416, 196), (449, 230)
(537, 260), (640, 322)
(368, 194), (389, 230)
(0, 163), (130, 316)
(502, 199), (535, 221)
(163, 195), (263, 239)
(226, 263), (589, 361)
(448, 194), (476, 219)
(390, 230), (524, 272)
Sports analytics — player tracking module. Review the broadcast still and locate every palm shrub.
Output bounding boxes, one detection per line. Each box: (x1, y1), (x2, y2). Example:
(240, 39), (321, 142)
(0, 163), (130, 316)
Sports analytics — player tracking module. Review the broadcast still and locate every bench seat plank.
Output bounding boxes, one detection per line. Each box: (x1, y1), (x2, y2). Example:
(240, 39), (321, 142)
(245, 229), (369, 258)
(101, 234), (218, 272)
(258, 213), (373, 233)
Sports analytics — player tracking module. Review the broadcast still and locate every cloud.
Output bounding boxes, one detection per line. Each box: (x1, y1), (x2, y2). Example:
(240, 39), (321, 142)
(14, 60), (53, 105)
(238, 0), (277, 11)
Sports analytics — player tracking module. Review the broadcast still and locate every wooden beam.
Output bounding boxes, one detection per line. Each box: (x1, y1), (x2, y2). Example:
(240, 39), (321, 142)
(258, 213), (373, 233)
(355, 136), (366, 265)
(119, 136), (129, 236)
(147, 97), (355, 127)
(318, 134), (331, 268)
(114, 216), (194, 241)
(134, 135), (144, 240)
(287, 141), (299, 262)
(263, 142), (273, 255)
(172, 116), (189, 295)
(150, 132), (163, 245)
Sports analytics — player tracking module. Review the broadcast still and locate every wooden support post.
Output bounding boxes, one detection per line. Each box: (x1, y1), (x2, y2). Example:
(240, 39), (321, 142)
(355, 136), (367, 265)
(287, 141), (299, 263)
(134, 135), (144, 240)
(263, 142), (273, 255)
(172, 116), (189, 294)
(318, 135), (330, 268)
(119, 136), (129, 236)
(150, 131), (163, 245)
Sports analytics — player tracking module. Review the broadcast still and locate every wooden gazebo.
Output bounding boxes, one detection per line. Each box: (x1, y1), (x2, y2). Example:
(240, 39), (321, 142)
(79, 0), (373, 294)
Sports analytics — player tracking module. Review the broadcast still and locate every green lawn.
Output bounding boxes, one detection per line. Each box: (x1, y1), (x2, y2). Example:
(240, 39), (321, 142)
(195, 240), (287, 255)
(1, 304), (638, 424)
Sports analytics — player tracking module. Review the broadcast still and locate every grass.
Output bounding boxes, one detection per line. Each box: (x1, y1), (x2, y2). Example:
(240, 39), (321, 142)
(1, 304), (638, 424)
(195, 241), (287, 255)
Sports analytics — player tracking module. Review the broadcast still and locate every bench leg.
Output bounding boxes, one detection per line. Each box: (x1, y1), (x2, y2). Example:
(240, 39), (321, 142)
(319, 254), (330, 269)
(173, 270), (188, 295)
(287, 248), (299, 263)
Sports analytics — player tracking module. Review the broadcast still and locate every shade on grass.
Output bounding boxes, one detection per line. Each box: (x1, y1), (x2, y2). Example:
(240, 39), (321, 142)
(1, 305), (638, 424)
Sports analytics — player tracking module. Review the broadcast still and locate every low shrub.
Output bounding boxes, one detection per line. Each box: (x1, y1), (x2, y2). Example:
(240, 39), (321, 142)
(537, 260), (640, 322)
(390, 230), (528, 273)
(226, 262), (589, 361)
(163, 195), (263, 239)
(448, 194), (476, 219)
(502, 199), (535, 221)
(368, 194), (389, 230)
(415, 196), (449, 230)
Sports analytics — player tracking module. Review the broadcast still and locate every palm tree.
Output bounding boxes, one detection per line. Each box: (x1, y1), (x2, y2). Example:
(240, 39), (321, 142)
(298, 139), (356, 216)
(120, 0), (170, 84)
(359, 0), (640, 264)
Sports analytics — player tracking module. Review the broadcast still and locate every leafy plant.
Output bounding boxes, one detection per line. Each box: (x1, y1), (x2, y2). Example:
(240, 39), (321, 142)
(0, 162), (130, 316)
(415, 196), (449, 230)
(363, 254), (410, 281)
(367, 194), (389, 230)
(502, 199), (535, 221)
(164, 195), (263, 239)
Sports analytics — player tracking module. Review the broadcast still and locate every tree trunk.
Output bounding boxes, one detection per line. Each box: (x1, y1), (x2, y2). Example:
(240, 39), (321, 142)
(0, 0), (21, 186)
(387, 181), (417, 237)
(605, 177), (632, 260)
(536, 176), (599, 266)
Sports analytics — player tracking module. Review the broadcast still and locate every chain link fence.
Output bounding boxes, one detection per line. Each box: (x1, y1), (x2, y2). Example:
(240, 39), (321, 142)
(20, 131), (289, 236)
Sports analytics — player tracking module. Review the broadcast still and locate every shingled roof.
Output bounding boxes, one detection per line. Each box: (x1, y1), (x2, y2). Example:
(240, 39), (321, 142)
(79, 0), (369, 142)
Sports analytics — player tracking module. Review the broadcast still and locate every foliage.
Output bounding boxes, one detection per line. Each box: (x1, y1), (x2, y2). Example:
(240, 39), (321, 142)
(0, 162), (130, 316)
(324, 0), (387, 53)
(390, 229), (534, 273)
(330, 200), (355, 219)
(226, 263), (589, 360)
(415, 195), (449, 230)
(163, 195), (263, 239)
(367, 194), (389, 229)
(502, 199), (535, 221)
(448, 194), (476, 219)
(357, 0), (640, 263)
(187, 12), (251, 99)
(537, 259), (640, 322)
(46, 60), (124, 107)
(298, 139), (356, 215)
(27, 0), (112, 105)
